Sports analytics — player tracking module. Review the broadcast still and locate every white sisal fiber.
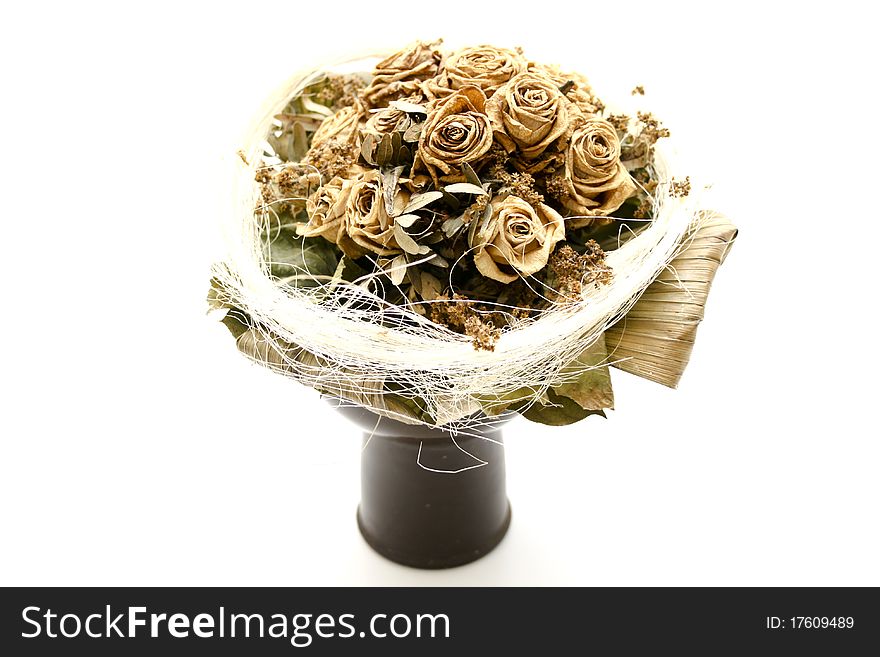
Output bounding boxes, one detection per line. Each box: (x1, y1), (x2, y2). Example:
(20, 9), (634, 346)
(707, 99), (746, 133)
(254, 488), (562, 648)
(211, 59), (703, 430)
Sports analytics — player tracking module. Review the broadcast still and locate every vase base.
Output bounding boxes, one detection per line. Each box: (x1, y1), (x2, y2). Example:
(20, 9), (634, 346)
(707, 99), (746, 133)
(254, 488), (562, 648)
(357, 503), (511, 569)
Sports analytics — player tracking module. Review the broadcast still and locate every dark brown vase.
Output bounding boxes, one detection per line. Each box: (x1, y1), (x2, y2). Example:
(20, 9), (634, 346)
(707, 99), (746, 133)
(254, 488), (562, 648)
(337, 405), (512, 569)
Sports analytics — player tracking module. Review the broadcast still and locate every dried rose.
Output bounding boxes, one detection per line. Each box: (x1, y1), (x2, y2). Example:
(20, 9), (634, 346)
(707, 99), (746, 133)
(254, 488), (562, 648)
(309, 106), (361, 151)
(561, 118), (637, 227)
(298, 176), (349, 244)
(473, 195), (565, 283)
(363, 95), (426, 140)
(530, 63), (602, 116)
(364, 106), (408, 137)
(343, 170), (410, 258)
(298, 171), (409, 258)
(486, 72), (575, 160)
(427, 45), (527, 98)
(360, 41), (442, 108)
(416, 87), (493, 179)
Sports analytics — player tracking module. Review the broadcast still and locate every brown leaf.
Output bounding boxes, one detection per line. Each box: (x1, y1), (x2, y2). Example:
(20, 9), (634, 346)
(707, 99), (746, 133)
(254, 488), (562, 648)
(376, 134), (394, 166)
(390, 131), (402, 156)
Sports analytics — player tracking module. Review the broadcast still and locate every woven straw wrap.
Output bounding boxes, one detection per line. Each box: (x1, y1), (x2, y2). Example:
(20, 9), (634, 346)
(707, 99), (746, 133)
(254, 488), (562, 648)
(606, 212), (737, 387)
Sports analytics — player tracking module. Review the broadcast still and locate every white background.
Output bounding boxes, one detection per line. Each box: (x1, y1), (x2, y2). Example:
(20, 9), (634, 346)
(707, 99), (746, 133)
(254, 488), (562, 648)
(1, 1), (877, 586)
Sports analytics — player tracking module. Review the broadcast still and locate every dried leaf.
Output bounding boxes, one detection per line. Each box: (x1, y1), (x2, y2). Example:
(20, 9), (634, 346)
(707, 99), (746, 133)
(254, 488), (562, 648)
(403, 122), (424, 143)
(388, 99), (429, 114)
(394, 213), (421, 228)
(469, 202), (492, 247)
(479, 201), (493, 232)
(441, 191), (461, 211)
(445, 182), (487, 195)
(381, 165), (405, 216)
(551, 334), (614, 411)
(558, 80), (575, 95)
(467, 209), (480, 247)
(388, 254), (407, 285)
(300, 97), (335, 117)
(395, 115), (414, 133)
(338, 255), (367, 283)
(401, 190), (443, 214)
(407, 261), (422, 292)
(390, 131), (402, 156)
(461, 162), (482, 187)
(263, 232), (339, 286)
(361, 133), (377, 165)
(291, 121), (308, 161)
(441, 216), (465, 237)
(220, 308), (250, 340)
(393, 224), (427, 255)
(521, 389), (606, 426)
(376, 134), (393, 167)
(605, 212), (738, 387)
(427, 253), (449, 268)
(273, 113), (326, 132)
(419, 272), (443, 300)
(206, 277), (231, 313)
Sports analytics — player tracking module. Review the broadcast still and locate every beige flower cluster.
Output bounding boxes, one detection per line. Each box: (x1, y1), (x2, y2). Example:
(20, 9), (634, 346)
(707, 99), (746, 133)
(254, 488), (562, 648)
(294, 42), (641, 284)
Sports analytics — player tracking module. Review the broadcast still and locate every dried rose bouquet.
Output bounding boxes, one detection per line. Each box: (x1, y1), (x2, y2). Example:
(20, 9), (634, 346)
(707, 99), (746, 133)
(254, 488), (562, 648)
(209, 41), (736, 428)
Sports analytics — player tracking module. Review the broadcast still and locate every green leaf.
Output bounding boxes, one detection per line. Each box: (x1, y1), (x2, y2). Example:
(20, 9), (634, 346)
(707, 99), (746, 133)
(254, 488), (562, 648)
(551, 334), (615, 411)
(264, 232), (339, 286)
(338, 255), (367, 283)
(520, 389), (606, 426)
(475, 387), (539, 416)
